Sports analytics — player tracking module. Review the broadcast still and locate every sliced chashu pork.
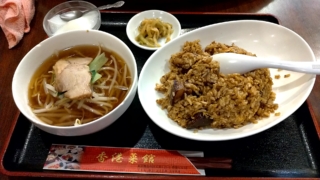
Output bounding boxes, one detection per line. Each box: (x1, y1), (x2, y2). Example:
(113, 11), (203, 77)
(53, 57), (93, 100)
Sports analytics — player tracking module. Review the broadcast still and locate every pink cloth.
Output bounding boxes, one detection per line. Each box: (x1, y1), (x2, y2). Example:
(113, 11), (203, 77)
(0, 0), (35, 49)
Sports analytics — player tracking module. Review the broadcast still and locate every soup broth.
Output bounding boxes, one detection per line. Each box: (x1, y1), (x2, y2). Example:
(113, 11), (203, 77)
(28, 45), (131, 126)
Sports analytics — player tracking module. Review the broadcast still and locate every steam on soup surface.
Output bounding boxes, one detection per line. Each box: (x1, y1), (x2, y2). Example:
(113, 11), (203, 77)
(28, 44), (132, 126)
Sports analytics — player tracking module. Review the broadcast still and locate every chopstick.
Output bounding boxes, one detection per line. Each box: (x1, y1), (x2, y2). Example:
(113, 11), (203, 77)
(188, 157), (232, 169)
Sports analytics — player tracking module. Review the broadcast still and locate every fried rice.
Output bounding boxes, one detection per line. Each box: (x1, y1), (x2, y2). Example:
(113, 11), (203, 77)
(155, 40), (278, 129)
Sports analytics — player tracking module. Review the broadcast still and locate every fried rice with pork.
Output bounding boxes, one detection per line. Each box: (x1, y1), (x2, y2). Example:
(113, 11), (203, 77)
(155, 40), (278, 129)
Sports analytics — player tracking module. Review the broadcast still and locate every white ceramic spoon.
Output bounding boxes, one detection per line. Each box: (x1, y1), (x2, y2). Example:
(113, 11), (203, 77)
(60, 1), (125, 21)
(212, 53), (320, 74)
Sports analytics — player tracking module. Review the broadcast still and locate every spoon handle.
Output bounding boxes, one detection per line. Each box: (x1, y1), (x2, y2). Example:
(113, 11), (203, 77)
(212, 53), (320, 74)
(81, 1), (125, 16)
(97, 1), (125, 10)
(263, 60), (320, 74)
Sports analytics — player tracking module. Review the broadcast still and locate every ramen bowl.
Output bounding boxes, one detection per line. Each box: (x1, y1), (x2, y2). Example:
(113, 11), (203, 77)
(12, 30), (138, 136)
(138, 20), (316, 141)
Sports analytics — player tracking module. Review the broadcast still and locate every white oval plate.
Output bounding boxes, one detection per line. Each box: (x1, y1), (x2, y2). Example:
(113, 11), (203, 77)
(126, 10), (181, 51)
(138, 20), (316, 141)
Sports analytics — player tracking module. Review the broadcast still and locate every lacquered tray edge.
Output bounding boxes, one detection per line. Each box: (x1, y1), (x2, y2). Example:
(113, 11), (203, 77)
(307, 99), (320, 139)
(2, 12), (315, 180)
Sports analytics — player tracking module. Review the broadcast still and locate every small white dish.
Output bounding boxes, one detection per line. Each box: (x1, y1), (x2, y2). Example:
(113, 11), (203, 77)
(43, 0), (101, 37)
(138, 20), (316, 141)
(126, 10), (181, 51)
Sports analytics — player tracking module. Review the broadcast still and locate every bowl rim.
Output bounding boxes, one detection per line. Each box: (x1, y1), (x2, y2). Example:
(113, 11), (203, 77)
(137, 20), (316, 141)
(12, 29), (138, 130)
(126, 9), (182, 51)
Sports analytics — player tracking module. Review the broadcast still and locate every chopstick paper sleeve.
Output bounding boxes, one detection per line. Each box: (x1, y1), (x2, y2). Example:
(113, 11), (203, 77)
(44, 144), (206, 176)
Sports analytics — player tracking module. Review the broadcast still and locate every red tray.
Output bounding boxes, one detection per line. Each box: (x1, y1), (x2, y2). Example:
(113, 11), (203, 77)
(2, 12), (320, 180)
